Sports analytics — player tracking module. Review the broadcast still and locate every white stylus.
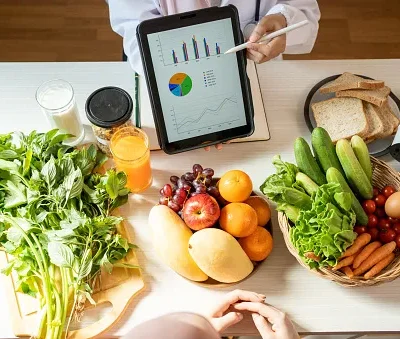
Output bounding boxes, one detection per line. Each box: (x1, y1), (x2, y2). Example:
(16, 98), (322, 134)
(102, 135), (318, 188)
(224, 20), (309, 54)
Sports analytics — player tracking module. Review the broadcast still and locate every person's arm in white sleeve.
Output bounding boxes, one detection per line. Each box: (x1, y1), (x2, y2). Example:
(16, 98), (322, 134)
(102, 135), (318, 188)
(107, 0), (162, 74)
(267, 0), (320, 54)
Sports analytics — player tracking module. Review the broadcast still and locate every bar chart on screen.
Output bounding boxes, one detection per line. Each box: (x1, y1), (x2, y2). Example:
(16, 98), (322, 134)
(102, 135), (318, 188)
(155, 23), (227, 66)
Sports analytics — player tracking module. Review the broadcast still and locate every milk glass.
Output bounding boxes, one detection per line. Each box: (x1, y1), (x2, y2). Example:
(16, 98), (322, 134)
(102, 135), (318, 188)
(36, 79), (84, 146)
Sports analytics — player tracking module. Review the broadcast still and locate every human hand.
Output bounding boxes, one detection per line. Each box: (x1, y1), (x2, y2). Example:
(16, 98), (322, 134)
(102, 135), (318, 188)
(234, 301), (299, 339)
(247, 14), (287, 64)
(206, 289), (266, 333)
(204, 141), (231, 151)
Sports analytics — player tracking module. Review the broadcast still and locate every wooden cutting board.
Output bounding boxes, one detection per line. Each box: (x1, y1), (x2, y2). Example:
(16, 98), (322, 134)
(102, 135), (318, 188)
(0, 218), (144, 339)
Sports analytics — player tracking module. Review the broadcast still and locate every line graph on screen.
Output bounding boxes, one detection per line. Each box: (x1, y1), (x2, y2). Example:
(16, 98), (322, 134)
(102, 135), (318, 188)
(170, 94), (239, 134)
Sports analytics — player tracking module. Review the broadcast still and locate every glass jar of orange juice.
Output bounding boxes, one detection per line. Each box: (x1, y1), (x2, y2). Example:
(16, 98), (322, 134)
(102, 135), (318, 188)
(110, 126), (152, 193)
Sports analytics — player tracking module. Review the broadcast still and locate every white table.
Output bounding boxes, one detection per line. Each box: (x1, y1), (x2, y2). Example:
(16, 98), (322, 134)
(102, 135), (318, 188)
(1, 60), (400, 338)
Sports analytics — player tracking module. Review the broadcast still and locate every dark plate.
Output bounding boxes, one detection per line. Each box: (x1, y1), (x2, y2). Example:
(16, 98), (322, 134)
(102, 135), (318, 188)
(304, 74), (400, 157)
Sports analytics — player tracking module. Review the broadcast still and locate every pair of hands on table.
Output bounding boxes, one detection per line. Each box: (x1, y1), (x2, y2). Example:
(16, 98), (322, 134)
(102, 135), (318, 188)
(206, 14), (287, 151)
(207, 289), (299, 339)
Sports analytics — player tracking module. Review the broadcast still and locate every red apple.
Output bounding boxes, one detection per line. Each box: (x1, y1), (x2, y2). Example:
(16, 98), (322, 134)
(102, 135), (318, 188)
(182, 194), (220, 231)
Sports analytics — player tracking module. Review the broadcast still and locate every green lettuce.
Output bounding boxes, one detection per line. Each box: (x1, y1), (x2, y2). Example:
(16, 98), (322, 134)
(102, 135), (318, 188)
(290, 183), (357, 268)
(260, 155), (312, 212)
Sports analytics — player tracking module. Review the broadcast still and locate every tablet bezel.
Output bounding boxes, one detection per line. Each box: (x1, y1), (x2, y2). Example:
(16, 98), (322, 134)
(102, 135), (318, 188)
(137, 5), (254, 154)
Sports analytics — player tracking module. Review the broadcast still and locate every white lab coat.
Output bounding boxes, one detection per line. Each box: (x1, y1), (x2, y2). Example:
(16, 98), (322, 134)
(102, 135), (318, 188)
(107, 0), (320, 74)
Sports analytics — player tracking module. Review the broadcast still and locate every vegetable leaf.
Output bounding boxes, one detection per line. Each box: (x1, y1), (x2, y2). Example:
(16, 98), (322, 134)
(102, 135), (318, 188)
(0, 159), (18, 172)
(48, 242), (74, 268)
(290, 183), (357, 268)
(79, 250), (93, 279)
(22, 149), (33, 176)
(4, 181), (27, 209)
(0, 150), (18, 159)
(41, 157), (57, 188)
(63, 168), (83, 200)
(106, 171), (119, 200)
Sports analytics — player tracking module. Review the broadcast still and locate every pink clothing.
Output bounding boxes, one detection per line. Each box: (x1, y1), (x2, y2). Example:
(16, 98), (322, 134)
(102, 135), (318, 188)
(158, 0), (211, 15)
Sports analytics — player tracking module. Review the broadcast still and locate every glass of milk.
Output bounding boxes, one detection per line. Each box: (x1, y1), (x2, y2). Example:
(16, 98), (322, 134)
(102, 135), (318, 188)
(36, 79), (85, 146)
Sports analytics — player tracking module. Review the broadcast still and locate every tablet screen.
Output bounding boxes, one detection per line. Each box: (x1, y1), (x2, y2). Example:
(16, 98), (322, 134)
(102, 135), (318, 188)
(147, 18), (247, 143)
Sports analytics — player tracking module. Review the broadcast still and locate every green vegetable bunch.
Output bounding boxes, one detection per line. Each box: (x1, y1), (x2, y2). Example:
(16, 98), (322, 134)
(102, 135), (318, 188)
(291, 183), (357, 268)
(0, 130), (136, 339)
(261, 155), (357, 269)
(260, 155), (312, 221)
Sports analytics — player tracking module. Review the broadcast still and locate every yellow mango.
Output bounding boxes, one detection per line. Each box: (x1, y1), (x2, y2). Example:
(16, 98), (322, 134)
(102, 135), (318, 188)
(188, 228), (253, 283)
(149, 205), (208, 282)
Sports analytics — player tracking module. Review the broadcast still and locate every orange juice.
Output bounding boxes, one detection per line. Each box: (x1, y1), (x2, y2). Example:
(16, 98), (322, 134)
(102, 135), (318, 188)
(110, 127), (152, 193)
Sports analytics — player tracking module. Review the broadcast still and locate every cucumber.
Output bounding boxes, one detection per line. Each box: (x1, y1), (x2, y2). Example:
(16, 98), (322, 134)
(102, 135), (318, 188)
(295, 172), (319, 196)
(336, 139), (373, 199)
(294, 137), (326, 186)
(311, 127), (345, 176)
(351, 135), (372, 183)
(326, 167), (368, 225)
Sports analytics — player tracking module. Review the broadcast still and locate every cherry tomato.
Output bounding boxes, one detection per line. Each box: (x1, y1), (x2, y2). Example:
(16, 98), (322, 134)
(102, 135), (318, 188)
(395, 234), (400, 249)
(374, 194), (387, 207)
(362, 200), (376, 214)
(382, 185), (396, 198)
(379, 229), (397, 244)
(367, 214), (378, 228)
(354, 226), (367, 235)
(367, 228), (379, 241)
(373, 187), (380, 197)
(378, 218), (391, 230)
(392, 222), (400, 234)
(388, 216), (398, 224)
(375, 207), (386, 218)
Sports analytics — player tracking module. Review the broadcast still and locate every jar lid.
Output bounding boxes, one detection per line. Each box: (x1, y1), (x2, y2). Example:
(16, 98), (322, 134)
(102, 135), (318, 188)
(85, 87), (133, 128)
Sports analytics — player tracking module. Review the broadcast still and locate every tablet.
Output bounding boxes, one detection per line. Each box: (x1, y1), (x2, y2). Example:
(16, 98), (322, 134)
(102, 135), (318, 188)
(137, 5), (254, 154)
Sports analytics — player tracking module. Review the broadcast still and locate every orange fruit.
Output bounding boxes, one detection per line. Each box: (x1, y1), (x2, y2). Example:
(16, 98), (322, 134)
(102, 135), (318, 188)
(239, 226), (273, 261)
(219, 170), (253, 203)
(219, 203), (258, 238)
(244, 196), (271, 226)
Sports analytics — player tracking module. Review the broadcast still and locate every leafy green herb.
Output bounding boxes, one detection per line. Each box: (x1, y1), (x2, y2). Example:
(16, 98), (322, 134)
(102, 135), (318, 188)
(0, 130), (134, 339)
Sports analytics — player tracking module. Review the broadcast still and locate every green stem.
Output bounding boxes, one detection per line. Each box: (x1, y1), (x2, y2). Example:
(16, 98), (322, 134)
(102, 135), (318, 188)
(3, 217), (54, 338)
(52, 288), (62, 339)
(37, 307), (47, 339)
(31, 234), (55, 339)
(60, 268), (71, 339)
(64, 291), (78, 339)
(91, 242), (102, 263)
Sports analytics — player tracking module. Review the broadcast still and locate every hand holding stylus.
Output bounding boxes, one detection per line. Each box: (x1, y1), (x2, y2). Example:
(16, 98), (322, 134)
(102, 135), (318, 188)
(225, 16), (309, 64)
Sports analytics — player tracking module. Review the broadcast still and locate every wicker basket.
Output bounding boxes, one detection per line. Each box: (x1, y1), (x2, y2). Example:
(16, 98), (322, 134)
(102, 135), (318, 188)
(278, 156), (400, 287)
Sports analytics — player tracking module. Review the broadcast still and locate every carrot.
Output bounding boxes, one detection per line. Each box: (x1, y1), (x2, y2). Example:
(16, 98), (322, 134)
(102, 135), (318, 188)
(353, 241), (396, 276)
(333, 250), (360, 271)
(353, 241), (382, 269)
(341, 233), (371, 258)
(305, 252), (320, 262)
(364, 253), (396, 279)
(341, 266), (354, 278)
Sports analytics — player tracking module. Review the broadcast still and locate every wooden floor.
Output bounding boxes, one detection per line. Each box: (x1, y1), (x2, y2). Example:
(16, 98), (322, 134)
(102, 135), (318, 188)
(0, 0), (400, 62)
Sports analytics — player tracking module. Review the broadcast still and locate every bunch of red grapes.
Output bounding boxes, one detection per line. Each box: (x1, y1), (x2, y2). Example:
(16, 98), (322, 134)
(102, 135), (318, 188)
(159, 164), (220, 216)
(357, 185), (400, 249)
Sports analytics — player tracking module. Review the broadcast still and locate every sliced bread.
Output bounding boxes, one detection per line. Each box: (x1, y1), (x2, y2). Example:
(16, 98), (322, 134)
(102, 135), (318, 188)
(319, 72), (385, 94)
(363, 102), (386, 143)
(336, 86), (391, 107)
(379, 102), (400, 135)
(312, 97), (369, 143)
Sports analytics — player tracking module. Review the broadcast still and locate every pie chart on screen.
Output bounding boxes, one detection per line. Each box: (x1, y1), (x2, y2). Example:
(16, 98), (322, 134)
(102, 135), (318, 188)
(169, 73), (192, 97)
